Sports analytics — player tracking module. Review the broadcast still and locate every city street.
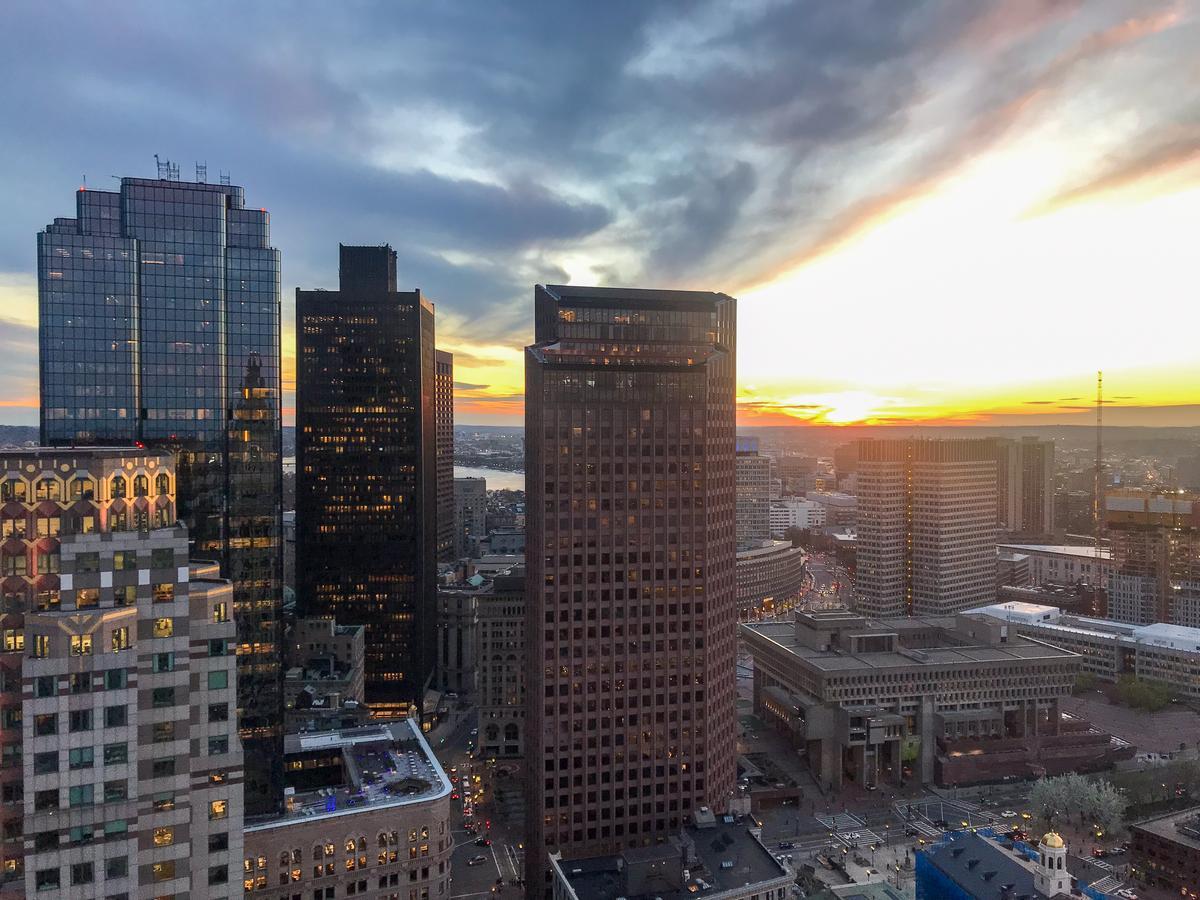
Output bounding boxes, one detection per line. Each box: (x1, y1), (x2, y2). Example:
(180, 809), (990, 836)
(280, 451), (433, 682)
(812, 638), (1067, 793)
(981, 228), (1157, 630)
(801, 551), (851, 610)
(427, 706), (525, 899)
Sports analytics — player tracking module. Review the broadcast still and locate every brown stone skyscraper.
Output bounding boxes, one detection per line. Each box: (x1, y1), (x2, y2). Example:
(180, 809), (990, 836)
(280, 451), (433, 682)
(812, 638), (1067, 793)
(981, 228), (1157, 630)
(524, 285), (738, 892)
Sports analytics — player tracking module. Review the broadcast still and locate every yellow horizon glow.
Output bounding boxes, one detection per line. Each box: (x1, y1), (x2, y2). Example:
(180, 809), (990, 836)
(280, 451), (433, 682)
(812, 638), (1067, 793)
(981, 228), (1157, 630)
(731, 128), (1200, 427)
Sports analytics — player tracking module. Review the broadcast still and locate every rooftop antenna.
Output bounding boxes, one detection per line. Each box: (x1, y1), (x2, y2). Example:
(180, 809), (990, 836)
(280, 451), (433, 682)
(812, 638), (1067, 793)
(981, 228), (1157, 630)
(195, 162), (207, 183)
(1094, 370), (1104, 555)
(154, 154), (179, 181)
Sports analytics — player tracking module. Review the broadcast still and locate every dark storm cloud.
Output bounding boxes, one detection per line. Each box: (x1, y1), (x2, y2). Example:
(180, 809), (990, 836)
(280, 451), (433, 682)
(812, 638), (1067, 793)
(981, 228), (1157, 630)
(0, 0), (1185, 347)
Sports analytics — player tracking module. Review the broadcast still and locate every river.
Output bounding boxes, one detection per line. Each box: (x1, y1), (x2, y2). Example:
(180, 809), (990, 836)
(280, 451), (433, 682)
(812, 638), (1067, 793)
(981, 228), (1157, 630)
(453, 466), (525, 492)
(284, 458), (524, 491)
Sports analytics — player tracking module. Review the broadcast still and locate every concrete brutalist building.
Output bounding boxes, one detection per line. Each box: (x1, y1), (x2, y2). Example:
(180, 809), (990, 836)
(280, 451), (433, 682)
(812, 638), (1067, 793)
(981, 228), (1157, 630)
(742, 609), (1127, 789)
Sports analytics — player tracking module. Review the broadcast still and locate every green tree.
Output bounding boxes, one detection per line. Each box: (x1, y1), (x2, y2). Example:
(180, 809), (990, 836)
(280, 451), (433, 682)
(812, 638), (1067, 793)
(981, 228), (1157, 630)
(1072, 671), (1097, 694)
(1116, 675), (1173, 711)
(784, 526), (811, 549)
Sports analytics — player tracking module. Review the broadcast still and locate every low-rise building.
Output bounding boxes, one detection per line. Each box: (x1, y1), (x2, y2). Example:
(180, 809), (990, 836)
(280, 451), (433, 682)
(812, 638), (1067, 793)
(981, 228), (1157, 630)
(1129, 805), (1200, 896)
(742, 610), (1126, 789)
(997, 543), (1112, 589)
(735, 539), (806, 621)
(550, 815), (790, 900)
(806, 491), (857, 527)
(243, 720), (452, 900)
(995, 582), (1106, 617)
(917, 830), (1075, 900)
(481, 527), (525, 555)
(769, 499), (825, 536)
(284, 618), (368, 733)
(997, 548), (1031, 587)
(965, 601), (1200, 702)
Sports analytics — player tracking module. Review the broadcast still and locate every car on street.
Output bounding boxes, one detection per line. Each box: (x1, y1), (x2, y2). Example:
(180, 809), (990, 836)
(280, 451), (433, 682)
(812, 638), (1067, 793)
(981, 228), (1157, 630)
(777, 841), (794, 849)
(1115, 891), (1137, 900)
(475, 837), (491, 846)
(468, 855), (488, 866)
(1001, 810), (1016, 818)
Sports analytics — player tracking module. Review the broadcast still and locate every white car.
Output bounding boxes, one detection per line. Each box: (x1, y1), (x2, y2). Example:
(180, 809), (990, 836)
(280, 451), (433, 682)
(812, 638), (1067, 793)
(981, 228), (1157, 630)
(1001, 810), (1017, 818)
(1115, 891), (1137, 900)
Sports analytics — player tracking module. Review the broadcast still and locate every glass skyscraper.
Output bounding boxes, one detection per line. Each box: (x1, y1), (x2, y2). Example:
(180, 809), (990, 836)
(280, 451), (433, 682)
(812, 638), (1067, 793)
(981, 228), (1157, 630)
(37, 175), (284, 813)
(296, 244), (438, 718)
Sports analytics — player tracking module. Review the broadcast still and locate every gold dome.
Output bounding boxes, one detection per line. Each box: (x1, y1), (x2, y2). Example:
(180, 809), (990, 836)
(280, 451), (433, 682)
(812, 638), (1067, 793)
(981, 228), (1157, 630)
(1041, 832), (1064, 849)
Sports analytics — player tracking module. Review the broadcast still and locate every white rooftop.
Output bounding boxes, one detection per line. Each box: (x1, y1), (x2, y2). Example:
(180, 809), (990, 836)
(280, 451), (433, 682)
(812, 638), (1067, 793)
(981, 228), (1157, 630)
(998, 543), (1113, 560)
(966, 603), (1200, 653)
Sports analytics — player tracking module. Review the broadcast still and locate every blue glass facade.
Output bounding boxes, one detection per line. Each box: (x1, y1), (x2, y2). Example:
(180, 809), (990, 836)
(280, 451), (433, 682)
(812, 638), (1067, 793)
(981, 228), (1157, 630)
(37, 177), (283, 813)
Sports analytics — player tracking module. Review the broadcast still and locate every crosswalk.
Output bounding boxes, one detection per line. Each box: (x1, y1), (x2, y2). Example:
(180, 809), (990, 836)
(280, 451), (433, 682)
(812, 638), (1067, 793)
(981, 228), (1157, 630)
(833, 827), (882, 848)
(816, 812), (865, 831)
(1090, 874), (1123, 894)
(500, 843), (522, 880)
(909, 820), (942, 839)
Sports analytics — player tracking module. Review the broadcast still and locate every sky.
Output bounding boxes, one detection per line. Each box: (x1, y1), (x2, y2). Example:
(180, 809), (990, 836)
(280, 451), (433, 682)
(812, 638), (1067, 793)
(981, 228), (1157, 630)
(0, 0), (1198, 428)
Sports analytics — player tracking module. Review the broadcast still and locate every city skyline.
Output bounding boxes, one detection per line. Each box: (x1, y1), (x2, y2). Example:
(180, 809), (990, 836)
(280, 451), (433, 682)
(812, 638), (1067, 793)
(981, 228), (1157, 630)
(1, 2), (1198, 428)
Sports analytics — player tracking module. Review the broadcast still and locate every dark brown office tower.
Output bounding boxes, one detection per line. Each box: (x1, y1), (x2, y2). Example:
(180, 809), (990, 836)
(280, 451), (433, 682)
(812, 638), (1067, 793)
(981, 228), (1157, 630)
(435, 350), (456, 562)
(296, 245), (437, 718)
(524, 285), (738, 893)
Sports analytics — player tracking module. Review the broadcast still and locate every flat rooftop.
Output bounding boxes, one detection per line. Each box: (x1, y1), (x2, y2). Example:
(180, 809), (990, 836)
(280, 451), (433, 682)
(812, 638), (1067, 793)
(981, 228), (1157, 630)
(557, 822), (785, 900)
(743, 619), (1076, 673)
(1132, 805), (1200, 850)
(967, 603), (1200, 653)
(998, 543), (1113, 560)
(247, 720), (450, 832)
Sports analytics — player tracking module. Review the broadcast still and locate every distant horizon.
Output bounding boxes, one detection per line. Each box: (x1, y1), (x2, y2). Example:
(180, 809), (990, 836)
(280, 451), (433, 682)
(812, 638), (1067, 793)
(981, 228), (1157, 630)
(2, 5), (1199, 433)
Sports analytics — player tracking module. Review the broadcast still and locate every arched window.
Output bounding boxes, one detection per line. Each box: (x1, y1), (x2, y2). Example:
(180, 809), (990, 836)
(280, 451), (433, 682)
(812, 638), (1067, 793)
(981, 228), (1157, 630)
(378, 833), (388, 849)
(357, 837), (366, 852)
(486, 724), (500, 742)
(312, 846), (322, 861)
(344, 838), (356, 854)
(133, 475), (149, 497)
(504, 723), (519, 741)
(156, 473), (170, 495)
(111, 476), (126, 498)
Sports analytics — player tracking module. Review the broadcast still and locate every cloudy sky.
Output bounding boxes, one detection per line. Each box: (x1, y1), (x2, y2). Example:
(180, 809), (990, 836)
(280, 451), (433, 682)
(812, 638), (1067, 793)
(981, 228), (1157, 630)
(1, 0), (1198, 427)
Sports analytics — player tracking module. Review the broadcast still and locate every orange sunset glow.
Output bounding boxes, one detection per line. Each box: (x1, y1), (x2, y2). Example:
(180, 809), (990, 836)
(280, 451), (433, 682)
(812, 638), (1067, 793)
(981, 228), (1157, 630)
(1, 3), (1198, 430)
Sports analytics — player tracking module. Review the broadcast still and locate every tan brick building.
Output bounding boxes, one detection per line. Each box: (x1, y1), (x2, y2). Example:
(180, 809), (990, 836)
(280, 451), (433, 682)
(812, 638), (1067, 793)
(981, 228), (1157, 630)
(1, 448), (242, 898)
(243, 720), (452, 900)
